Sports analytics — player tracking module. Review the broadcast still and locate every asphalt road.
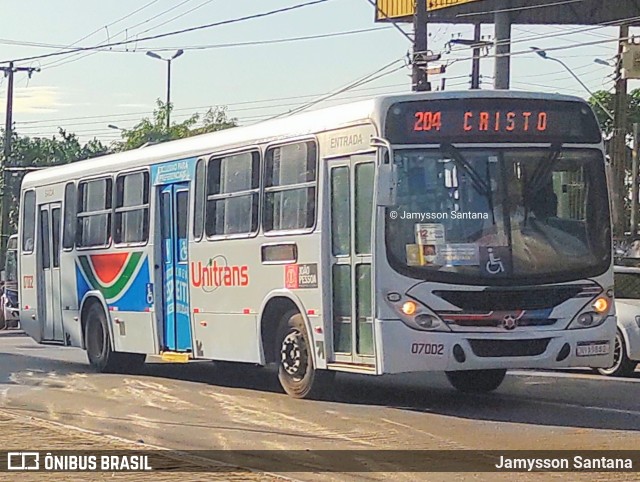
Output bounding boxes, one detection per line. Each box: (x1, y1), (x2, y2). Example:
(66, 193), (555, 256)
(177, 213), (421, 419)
(0, 330), (639, 481)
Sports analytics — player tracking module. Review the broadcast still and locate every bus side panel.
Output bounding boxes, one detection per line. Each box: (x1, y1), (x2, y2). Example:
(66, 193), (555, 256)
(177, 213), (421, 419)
(189, 239), (261, 362)
(59, 248), (81, 347)
(19, 229), (40, 343)
(189, 235), (324, 365)
(74, 249), (157, 355)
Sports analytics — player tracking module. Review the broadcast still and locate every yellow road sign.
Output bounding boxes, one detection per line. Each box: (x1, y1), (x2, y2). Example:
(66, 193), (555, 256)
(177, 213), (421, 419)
(375, 0), (482, 21)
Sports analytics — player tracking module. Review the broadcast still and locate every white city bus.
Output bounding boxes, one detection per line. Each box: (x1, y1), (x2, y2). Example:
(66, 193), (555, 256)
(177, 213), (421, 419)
(18, 91), (615, 398)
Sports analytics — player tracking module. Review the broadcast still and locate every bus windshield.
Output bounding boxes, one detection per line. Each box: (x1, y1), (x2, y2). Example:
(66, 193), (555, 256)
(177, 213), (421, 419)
(385, 148), (611, 284)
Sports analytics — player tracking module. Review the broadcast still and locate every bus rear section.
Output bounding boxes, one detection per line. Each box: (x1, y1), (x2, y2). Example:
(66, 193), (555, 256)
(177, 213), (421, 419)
(368, 94), (615, 392)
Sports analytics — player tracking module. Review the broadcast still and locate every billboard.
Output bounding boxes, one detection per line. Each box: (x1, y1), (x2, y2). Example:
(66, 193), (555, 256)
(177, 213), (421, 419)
(375, 0), (482, 21)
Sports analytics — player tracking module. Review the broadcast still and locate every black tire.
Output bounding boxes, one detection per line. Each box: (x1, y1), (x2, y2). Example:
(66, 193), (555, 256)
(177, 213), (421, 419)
(445, 369), (507, 393)
(276, 311), (333, 399)
(84, 303), (145, 373)
(597, 329), (637, 377)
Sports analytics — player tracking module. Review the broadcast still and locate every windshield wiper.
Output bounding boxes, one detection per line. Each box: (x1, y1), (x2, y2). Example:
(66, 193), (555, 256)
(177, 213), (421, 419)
(440, 143), (491, 197)
(526, 144), (562, 198)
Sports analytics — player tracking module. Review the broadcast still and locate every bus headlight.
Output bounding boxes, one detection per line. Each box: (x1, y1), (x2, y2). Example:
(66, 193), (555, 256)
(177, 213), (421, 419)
(568, 295), (612, 330)
(386, 293), (450, 332)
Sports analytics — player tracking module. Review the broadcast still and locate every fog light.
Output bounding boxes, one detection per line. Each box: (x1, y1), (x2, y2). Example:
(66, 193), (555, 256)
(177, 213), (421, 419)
(453, 344), (466, 363)
(402, 301), (417, 315)
(556, 343), (570, 361)
(577, 312), (595, 326)
(415, 314), (435, 328)
(592, 297), (609, 314)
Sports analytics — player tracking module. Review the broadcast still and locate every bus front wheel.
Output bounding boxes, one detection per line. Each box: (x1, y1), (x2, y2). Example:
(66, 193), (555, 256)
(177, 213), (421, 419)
(597, 329), (637, 377)
(445, 369), (506, 393)
(84, 303), (145, 373)
(276, 312), (333, 399)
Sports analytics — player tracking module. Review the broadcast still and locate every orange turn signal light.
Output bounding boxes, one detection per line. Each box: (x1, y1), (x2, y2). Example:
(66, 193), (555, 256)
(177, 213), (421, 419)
(592, 297), (609, 314)
(402, 301), (417, 315)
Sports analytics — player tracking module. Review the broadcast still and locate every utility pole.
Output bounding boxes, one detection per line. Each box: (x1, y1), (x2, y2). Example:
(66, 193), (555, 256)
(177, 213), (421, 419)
(611, 24), (629, 238)
(412, 0), (430, 91)
(494, 1), (511, 89)
(471, 24), (482, 89)
(0, 62), (39, 268)
(631, 122), (639, 237)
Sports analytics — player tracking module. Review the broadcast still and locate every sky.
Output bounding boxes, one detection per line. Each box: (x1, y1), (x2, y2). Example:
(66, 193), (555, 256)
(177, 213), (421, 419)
(0, 0), (636, 145)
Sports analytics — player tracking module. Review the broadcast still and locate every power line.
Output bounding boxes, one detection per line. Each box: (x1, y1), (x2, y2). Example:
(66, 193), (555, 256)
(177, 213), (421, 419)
(0, 26), (392, 56)
(134, 0), (220, 37)
(0, 0), (333, 64)
(41, 0), (198, 70)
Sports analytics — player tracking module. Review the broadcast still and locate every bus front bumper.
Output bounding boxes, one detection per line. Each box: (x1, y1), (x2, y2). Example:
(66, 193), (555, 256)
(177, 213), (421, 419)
(376, 316), (616, 373)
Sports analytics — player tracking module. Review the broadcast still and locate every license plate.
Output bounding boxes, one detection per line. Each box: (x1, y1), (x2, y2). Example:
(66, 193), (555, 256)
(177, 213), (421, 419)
(576, 342), (610, 357)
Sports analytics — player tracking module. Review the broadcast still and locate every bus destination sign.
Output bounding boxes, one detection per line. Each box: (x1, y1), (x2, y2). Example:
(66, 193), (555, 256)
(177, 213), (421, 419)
(385, 98), (602, 144)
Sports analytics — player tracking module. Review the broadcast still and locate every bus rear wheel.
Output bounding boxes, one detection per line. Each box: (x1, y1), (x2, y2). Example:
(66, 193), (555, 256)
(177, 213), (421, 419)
(84, 303), (145, 373)
(445, 369), (506, 393)
(276, 312), (333, 399)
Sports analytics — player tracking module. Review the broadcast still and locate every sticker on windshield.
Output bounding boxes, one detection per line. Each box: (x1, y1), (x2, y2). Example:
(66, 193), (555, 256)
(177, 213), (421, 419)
(415, 224), (445, 266)
(480, 246), (511, 276)
(406, 244), (441, 266)
(440, 244), (480, 266)
(415, 223), (445, 245)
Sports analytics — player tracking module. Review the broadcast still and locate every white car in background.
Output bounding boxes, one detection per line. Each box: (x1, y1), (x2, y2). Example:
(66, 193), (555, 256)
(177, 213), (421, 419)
(597, 265), (640, 377)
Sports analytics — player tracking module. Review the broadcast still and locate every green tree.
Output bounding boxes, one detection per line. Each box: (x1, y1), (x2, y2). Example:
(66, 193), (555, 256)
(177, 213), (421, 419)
(589, 88), (640, 138)
(113, 99), (237, 151)
(0, 128), (108, 233)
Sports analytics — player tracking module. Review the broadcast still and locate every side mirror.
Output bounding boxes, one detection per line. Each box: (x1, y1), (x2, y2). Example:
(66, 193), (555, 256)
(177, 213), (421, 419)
(370, 136), (397, 207)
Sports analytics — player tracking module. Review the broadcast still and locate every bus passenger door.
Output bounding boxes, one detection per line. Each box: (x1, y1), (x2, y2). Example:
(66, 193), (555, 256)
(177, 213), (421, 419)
(328, 156), (376, 367)
(159, 183), (193, 352)
(37, 203), (64, 342)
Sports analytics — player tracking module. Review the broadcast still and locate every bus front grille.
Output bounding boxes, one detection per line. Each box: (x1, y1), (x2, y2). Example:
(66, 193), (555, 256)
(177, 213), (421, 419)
(468, 338), (551, 357)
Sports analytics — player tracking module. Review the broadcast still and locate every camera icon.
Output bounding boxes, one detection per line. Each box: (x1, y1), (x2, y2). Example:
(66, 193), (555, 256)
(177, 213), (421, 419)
(7, 452), (40, 471)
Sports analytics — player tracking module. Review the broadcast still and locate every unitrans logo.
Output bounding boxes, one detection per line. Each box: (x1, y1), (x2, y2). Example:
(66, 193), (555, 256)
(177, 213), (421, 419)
(191, 259), (249, 288)
(8, 452), (39, 470)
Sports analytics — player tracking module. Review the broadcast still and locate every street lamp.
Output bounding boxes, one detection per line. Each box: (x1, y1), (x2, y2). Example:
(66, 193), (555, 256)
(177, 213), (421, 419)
(146, 49), (184, 130)
(530, 47), (614, 121)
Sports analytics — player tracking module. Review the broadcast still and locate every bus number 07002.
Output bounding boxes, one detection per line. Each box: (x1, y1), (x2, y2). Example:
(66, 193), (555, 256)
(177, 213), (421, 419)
(411, 343), (444, 355)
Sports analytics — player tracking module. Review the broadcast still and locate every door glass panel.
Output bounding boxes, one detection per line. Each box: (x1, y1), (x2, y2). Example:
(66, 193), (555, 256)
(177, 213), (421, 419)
(356, 264), (373, 355)
(331, 166), (350, 256)
(355, 163), (374, 255)
(161, 192), (172, 264)
(51, 208), (61, 268)
(176, 191), (189, 263)
(40, 210), (50, 269)
(332, 264), (351, 353)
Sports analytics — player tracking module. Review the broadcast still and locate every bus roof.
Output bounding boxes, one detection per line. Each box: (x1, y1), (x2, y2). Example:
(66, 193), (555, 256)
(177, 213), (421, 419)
(22, 90), (589, 188)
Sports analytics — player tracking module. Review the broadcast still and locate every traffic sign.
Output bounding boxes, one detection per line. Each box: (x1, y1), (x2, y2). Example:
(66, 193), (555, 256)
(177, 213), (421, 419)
(375, 0), (483, 21)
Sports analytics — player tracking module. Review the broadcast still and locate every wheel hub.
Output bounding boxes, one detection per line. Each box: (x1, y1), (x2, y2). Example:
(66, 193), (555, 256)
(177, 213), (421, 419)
(281, 331), (307, 377)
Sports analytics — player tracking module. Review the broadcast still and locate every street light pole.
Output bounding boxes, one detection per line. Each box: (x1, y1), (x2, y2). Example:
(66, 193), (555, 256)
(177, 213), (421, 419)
(530, 47), (614, 121)
(146, 50), (184, 130)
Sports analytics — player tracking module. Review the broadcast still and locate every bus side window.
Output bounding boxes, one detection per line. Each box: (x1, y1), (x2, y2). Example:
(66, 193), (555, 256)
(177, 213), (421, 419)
(63, 182), (76, 250)
(205, 151), (259, 237)
(263, 140), (317, 232)
(114, 171), (149, 244)
(22, 190), (36, 253)
(76, 178), (113, 248)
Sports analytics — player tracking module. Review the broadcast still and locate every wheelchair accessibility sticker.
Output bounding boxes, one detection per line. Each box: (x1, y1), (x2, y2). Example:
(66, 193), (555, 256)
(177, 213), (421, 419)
(480, 246), (511, 276)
